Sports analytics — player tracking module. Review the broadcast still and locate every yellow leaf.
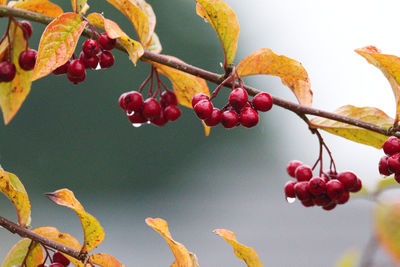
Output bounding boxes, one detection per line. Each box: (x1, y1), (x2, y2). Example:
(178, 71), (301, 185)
(0, 170), (31, 227)
(334, 248), (360, 267)
(71, 0), (89, 15)
(195, 0), (239, 66)
(2, 239), (43, 267)
(32, 12), (87, 81)
(147, 32), (162, 54)
(11, 0), (63, 18)
(145, 218), (199, 267)
(0, 38), (9, 62)
(355, 46), (400, 121)
(376, 176), (399, 193)
(90, 253), (126, 267)
(45, 189), (105, 253)
(87, 13), (144, 65)
(0, 0), (6, 5)
(202, 121), (210, 136)
(132, 0), (156, 47)
(213, 229), (263, 267)
(310, 105), (393, 148)
(0, 20), (32, 124)
(237, 48), (312, 106)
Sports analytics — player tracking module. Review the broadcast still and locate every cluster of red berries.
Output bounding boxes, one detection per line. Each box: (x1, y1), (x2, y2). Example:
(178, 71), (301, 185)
(0, 21), (36, 82)
(378, 136), (400, 183)
(284, 160), (362, 210)
(37, 251), (70, 267)
(53, 33), (116, 84)
(191, 88), (273, 128)
(118, 89), (181, 126)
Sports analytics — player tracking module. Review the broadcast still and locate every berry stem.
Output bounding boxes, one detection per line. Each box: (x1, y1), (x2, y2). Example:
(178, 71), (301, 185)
(20, 240), (34, 267)
(153, 70), (161, 97)
(139, 67), (154, 93)
(210, 71), (235, 101)
(147, 66), (154, 98)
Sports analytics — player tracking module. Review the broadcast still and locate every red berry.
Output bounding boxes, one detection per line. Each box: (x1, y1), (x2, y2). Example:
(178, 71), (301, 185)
(53, 252), (70, 266)
(349, 178), (362, 193)
(18, 49), (37, 70)
(204, 108), (222, 126)
(383, 136), (400, 156)
(239, 107), (259, 128)
(98, 33), (116, 50)
(252, 92), (273, 112)
(128, 111), (147, 124)
(379, 155), (393, 176)
(191, 93), (209, 108)
(294, 165), (313, 181)
(67, 71), (86, 84)
(49, 264), (64, 267)
(286, 160), (303, 178)
(160, 90), (178, 107)
(326, 180), (345, 201)
(301, 198), (315, 207)
(118, 93), (127, 110)
(0, 61), (16, 82)
(20, 21), (32, 39)
(194, 100), (213, 120)
(388, 153), (400, 173)
(395, 173), (400, 184)
(142, 98), (161, 119)
(164, 105), (181, 121)
(99, 51), (114, 68)
(79, 52), (99, 69)
(82, 39), (100, 57)
(151, 110), (168, 126)
(337, 171), (358, 191)
(294, 181), (311, 201)
(68, 59), (85, 77)
(37, 264), (48, 267)
(336, 190), (350, 204)
(322, 202), (336, 211)
(313, 194), (331, 206)
(284, 181), (297, 198)
(229, 87), (248, 110)
(308, 177), (326, 196)
(53, 61), (70, 75)
(122, 91), (144, 112)
(221, 110), (239, 128)
(325, 170), (338, 180)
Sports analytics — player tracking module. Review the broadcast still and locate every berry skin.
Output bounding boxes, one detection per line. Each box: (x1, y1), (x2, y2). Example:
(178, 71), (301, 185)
(122, 91), (144, 112)
(151, 110), (168, 126)
(53, 252), (70, 266)
(160, 90), (178, 107)
(383, 136), (400, 156)
(229, 87), (248, 110)
(313, 194), (331, 206)
(53, 61), (70, 75)
(142, 98), (161, 119)
(82, 39), (100, 57)
(128, 111), (147, 124)
(118, 93), (127, 110)
(239, 107), (259, 128)
(322, 202), (336, 211)
(221, 110), (239, 129)
(252, 92), (273, 112)
(388, 153), (400, 174)
(194, 100), (213, 120)
(349, 178), (362, 193)
(337, 171), (358, 191)
(191, 93), (209, 108)
(395, 173), (400, 184)
(49, 264), (64, 267)
(294, 165), (313, 181)
(301, 198), (315, 207)
(37, 264), (48, 267)
(336, 191), (350, 204)
(20, 21), (32, 39)
(326, 180), (345, 201)
(164, 105), (181, 121)
(67, 71), (86, 84)
(379, 155), (393, 176)
(98, 33), (116, 50)
(18, 49), (37, 70)
(286, 160), (303, 178)
(284, 181), (297, 198)
(308, 177), (326, 196)
(99, 51), (114, 68)
(0, 61), (16, 82)
(67, 59), (85, 77)
(79, 52), (99, 69)
(294, 181), (311, 201)
(204, 108), (222, 126)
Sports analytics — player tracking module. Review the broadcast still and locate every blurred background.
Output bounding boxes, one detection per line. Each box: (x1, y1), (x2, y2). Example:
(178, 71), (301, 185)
(1, 0), (400, 266)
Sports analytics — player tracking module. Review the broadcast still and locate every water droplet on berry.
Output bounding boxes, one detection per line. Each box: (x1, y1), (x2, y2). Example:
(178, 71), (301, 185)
(132, 123), (142, 128)
(147, 121), (151, 124)
(286, 197), (296, 204)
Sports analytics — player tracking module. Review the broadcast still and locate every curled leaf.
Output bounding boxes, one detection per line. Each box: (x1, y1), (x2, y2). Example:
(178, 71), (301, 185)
(145, 218), (199, 267)
(213, 229), (263, 267)
(310, 105), (393, 149)
(32, 12), (87, 81)
(45, 189), (105, 253)
(10, 0), (63, 18)
(2, 239), (43, 267)
(237, 48), (312, 106)
(147, 32), (162, 54)
(90, 253), (126, 267)
(71, 0), (89, 15)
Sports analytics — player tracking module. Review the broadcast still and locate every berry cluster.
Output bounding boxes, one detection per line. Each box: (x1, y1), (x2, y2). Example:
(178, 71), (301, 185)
(0, 21), (36, 83)
(37, 251), (70, 267)
(192, 88), (273, 128)
(284, 160), (362, 210)
(53, 33), (116, 84)
(379, 136), (400, 183)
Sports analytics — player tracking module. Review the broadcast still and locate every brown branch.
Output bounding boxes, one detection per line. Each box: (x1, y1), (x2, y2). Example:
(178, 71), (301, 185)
(0, 216), (86, 261)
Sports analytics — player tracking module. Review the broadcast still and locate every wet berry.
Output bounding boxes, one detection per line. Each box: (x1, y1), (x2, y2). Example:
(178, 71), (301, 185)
(191, 93), (209, 108)
(53, 252), (70, 266)
(388, 153), (400, 173)
(194, 100), (213, 120)
(294, 165), (313, 181)
(20, 21), (32, 39)
(151, 110), (168, 126)
(294, 181), (311, 201)
(221, 110), (239, 128)
(67, 59), (85, 77)
(349, 178), (362, 193)
(204, 108), (222, 126)
(99, 51), (114, 68)
(121, 91), (143, 112)
(284, 181), (296, 198)
(142, 98), (161, 119)
(82, 39), (100, 57)
(0, 61), (16, 82)
(164, 105), (181, 121)
(160, 90), (178, 107)
(313, 194), (331, 206)
(67, 71), (86, 84)
(79, 52), (99, 69)
(286, 160), (303, 178)
(383, 136), (400, 156)
(252, 92), (273, 112)
(229, 87), (248, 110)
(301, 198), (315, 207)
(326, 180), (345, 201)
(18, 49), (37, 70)
(239, 107), (259, 128)
(308, 177), (326, 196)
(53, 61), (70, 75)
(336, 191), (350, 204)
(337, 171), (358, 191)
(379, 155), (392, 176)
(128, 111), (147, 124)
(98, 33), (116, 50)
(322, 202), (336, 211)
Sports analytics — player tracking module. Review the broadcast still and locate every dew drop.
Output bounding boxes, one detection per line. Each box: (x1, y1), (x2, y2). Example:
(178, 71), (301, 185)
(147, 121), (151, 124)
(126, 110), (134, 116)
(132, 123), (142, 128)
(286, 197), (296, 204)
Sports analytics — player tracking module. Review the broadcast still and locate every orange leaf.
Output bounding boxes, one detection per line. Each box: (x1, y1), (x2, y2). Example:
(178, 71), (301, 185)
(0, 0), (6, 5)
(2, 239), (43, 267)
(0, 20), (33, 124)
(145, 218), (199, 267)
(32, 12), (87, 81)
(355, 46), (400, 121)
(71, 0), (89, 15)
(195, 0), (239, 66)
(45, 189), (105, 253)
(87, 13), (144, 65)
(310, 105), (393, 149)
(10, 0), (63, 18)
(90, 253), (126, 267)
(213, 229), (263, 267)
(0, 170), (31, 227)
(237, 48), (312, 106)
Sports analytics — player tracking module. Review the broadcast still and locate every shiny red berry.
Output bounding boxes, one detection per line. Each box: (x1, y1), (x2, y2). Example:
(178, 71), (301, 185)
(160, 90), (178, 107)
(0, 61), (16, 82)
(67, 71), (86, 84)
(20, 21), (32, 39)
(53, 61), (70, 75)
(191, 93), (209, 108)
(286, 160), (303, 178)
(53, 252), (70, 266)
(82, 39), (100, 57)
(349, 178), (362, 193)
(221, 110), (239, 128)
(322, 202), (336, 211)
(337, 171), (358, 191)
(164, 105), (181, 121)
(194, 100), (213, 120)
(205, 108), (222, 126)
(336, 191), (350, 204)
(308, 177), (326, 196)
(79, 52), (99, 69)
(68, 59), (85, 77)
(379, 155), (393, 176)
(128, 111), (147, 124)
(252, 92), (273, 112)
(229, 87), (248, 110)
(37, 264), (48, 267)
(122, 91), (144, 112)
(99, 51), (114, 68)
(284, 181), (297, 198)
(301, 198), (315, 207)
(313, 194), (331, 206)
(388, 153), (400, 173)
(294, 181), (311, 201)
(294, 165), (313, 181)
(49, 264), (64, 267)
(240, 107), (259, 128)
(383, 136), (400, 156)
(98, 33), (116, 50)
(18, 49), (37, 70)
(326, 180), (345, 201)
(151, 110), (168, 126)
(142, 98), (161, 119)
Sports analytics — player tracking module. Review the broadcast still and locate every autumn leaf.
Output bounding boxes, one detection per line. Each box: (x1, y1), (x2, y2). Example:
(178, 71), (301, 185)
(10, 0), (63, 18)
(145, 218), (199, 267)
(71, 0), (89, 15)
(0, 20), (33, 124)
(334, 248), (360, 267)
(87, 13), (144, 65)
(213, 229), (263, 267)
(2, 239), (43, 267)
(147, 32), (162, 54)
(32, 12), (87, 81)
(0, 0), (6, 5)
(90, 253), (126, 267)
(310, 105), (393, 149)
(237, 48), (312, 106)
(45, 189), (105, 253)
